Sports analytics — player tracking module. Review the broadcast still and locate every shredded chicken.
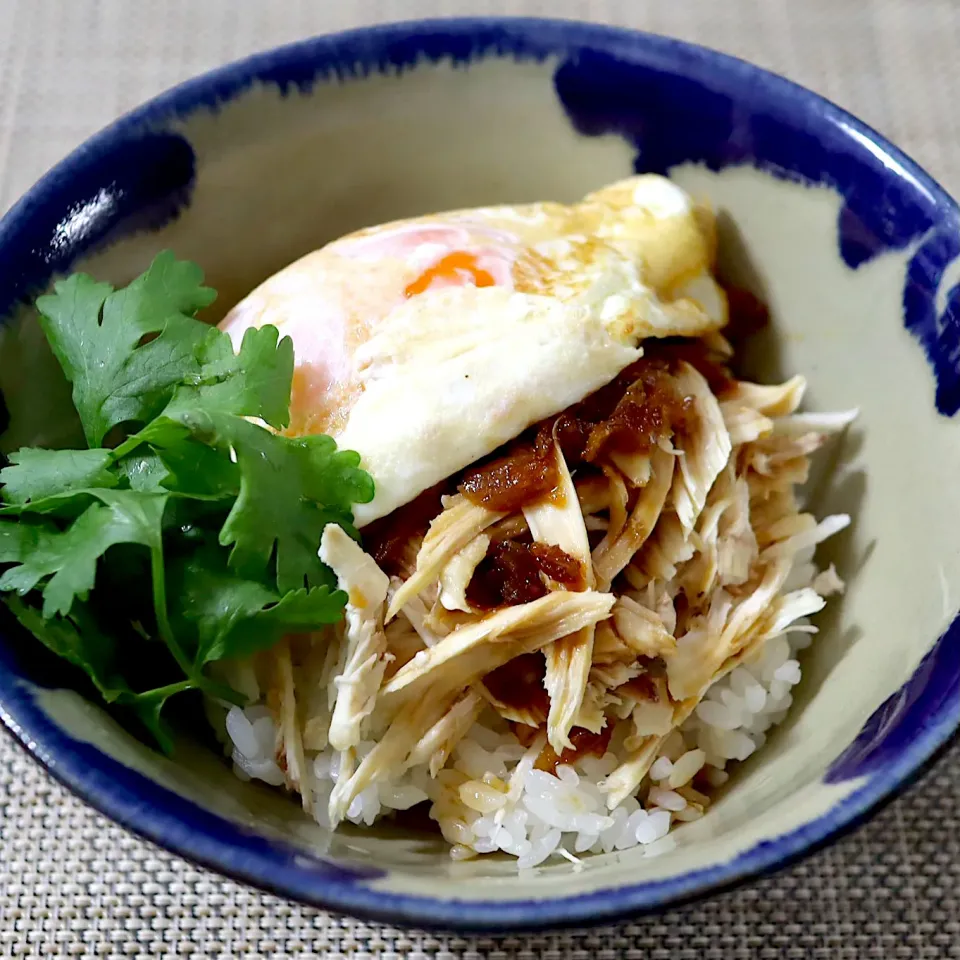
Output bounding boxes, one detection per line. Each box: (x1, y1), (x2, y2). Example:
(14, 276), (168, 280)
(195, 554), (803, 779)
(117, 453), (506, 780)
(812, 563), (845, 597)
(438, 534), (490, 612)
(601, 733), (664, 808)
(725, 376), (807, 417)
(721, 401), (773, 445)
(576, 474), (615, 515)
(296, 630), (342, 751)
(716, 475), (758, 586)
(383, 616), (426, 679)
(627, 697), (674, 744)
(319, 524), (392, 753)
(329, 686), (455, 825)
(524, 442), (596, 753)
(229, 326), (854, 861)
(387, 496), (504, 620)
(390, 588), (445, 647)
(356, 593), (590, 789)
(609, 449), (652, 486)
(612, 595), (676, 658)
(670, 362), (732, 536)
(380, 590), (616, 713)
(407, 689), (485, 777)
(627, 510), (693, 586)
(773, 408), (859, 437)
(267, 637), (314, 813)
(666, 557), (793, 701)
(762, 514), (851, 561)
(593, 445), (676, 588)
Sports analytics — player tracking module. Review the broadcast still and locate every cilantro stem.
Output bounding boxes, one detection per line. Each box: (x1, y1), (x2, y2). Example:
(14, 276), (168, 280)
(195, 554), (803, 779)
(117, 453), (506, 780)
(149, 542), (192, 677)
(204, 682), (248, 706)
(147, 543), (246, 707)
(147, 543), (244, 706)
(130, 679), (195, 702)
(111, 431), (148, 461)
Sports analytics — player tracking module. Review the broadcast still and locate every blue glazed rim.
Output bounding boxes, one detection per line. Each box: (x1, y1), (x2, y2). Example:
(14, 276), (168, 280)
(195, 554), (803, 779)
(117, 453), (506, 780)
(0, 16), (958, 933)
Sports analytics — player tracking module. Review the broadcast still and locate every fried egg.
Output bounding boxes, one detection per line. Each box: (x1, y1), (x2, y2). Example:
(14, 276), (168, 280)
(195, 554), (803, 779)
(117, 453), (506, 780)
(219, 175), (727, 525)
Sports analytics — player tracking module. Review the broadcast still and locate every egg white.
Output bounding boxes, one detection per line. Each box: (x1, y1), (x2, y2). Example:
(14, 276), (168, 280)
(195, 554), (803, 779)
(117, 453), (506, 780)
(219, 175), (727, 525)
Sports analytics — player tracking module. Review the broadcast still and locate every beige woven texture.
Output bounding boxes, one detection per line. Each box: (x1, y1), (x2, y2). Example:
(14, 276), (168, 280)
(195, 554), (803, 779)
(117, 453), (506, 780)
(1, 0), (959, 956)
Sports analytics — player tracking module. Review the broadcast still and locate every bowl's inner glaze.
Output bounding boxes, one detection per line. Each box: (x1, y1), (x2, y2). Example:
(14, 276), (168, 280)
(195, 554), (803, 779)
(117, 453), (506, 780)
(0, 31), (957, 914)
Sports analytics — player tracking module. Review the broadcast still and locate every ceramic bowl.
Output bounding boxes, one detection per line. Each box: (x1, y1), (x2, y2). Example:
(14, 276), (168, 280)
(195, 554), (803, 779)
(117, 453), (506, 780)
(0, 18), (958, 932)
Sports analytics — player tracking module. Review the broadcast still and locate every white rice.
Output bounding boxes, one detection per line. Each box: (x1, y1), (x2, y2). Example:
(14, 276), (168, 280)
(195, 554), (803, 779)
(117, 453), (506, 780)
(219, 612), (811, 870)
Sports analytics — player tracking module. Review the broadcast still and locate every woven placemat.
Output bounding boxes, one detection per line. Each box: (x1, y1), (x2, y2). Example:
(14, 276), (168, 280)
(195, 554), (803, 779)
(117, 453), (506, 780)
(1, 1), (959, 956)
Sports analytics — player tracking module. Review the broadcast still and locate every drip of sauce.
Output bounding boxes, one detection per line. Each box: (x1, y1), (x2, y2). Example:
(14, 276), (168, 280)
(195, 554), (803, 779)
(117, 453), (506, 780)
(535, 724), (615, 773)
(722, 284), (770, 344)
(467, 541), (548, 609)
(404, 251), (497, 298)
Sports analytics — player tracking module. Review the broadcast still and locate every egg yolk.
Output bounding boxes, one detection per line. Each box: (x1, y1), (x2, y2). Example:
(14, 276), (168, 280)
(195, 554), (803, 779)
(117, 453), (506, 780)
(404, 251), (497, 298)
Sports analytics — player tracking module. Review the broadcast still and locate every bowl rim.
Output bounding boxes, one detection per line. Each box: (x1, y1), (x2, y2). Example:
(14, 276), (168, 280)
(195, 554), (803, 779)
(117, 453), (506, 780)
(0, 14), (958, 933)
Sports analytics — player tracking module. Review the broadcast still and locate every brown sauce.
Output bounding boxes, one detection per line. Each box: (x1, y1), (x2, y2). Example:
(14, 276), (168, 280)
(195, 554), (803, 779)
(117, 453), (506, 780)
(458, 346), (716, 519)
(362, 481), (447, 577)
(535, 724), (615, 773)
(722, 284), (770, 345)
(466, 540), (583, 610)
(458, 432), (558, 514)
(528, 542), (585, 589)
(582, 360), (693, 462)
(366, 313), (753, 580)
(484, 652), (550, 721)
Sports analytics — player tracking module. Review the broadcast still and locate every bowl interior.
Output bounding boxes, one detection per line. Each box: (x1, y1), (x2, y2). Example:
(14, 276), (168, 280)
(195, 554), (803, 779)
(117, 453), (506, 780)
(1, 20), (958, 928)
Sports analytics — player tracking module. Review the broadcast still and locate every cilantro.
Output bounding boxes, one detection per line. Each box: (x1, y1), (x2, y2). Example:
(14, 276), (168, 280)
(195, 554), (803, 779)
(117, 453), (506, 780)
(6, 595), (132, 702)
(37, 250), (295, 448)
(0, 489), (166, 617)
(165, 324), (294, 429)
(169, 548), (347, 665)
(154, 440), (240, 499)
(36, 252), (217, 446)
(0, 253), (374, 753)
(0, 449), (117, 505)
(7, 597), (190, 752)
(113, 451), (173, 492)
(217, 418), (374, 593)
(118, 418), (239, 500)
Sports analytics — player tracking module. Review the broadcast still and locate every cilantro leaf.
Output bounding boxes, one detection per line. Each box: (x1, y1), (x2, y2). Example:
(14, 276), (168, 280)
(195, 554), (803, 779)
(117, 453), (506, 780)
(0, 490), (167, 617)
(113, 451), (172, 492)
(5, 596), (130, 702)
(169, 549), (346, 665)
(36, 252), (216, 446)
(113, 416), (239, 499)
(0, 448), (117, 505)
(166, 324), (294, 430)
(199, 585), (345, 664)
(0, 520), (59, 567)
(126, 695), (178, 755)
(6, 597), (190, 753)
(155, 440), (240, 499)
(215, 418), (374, 593)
